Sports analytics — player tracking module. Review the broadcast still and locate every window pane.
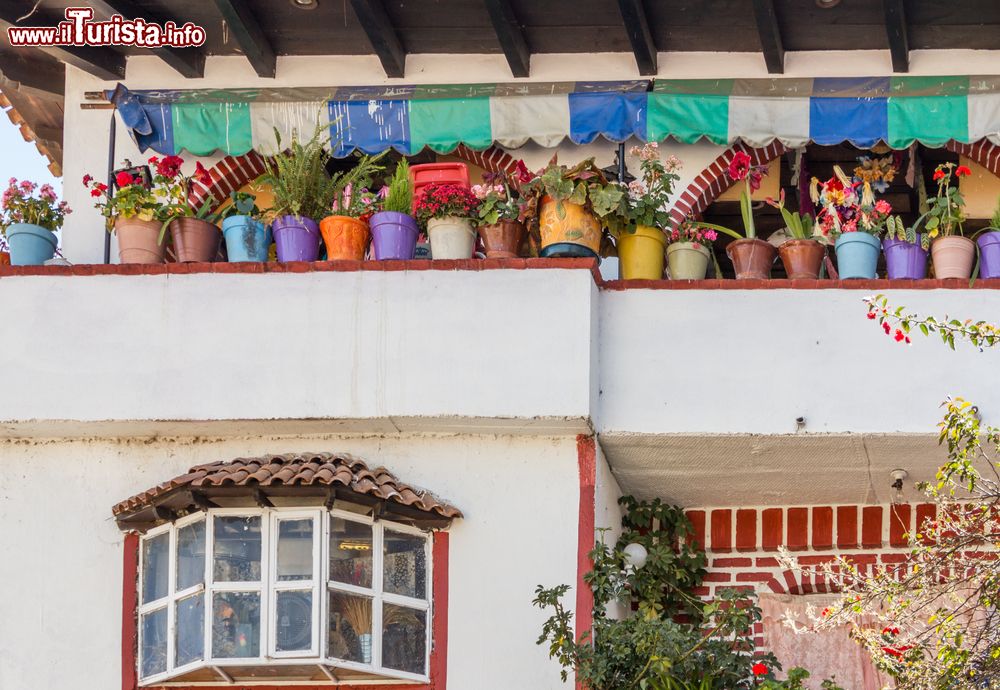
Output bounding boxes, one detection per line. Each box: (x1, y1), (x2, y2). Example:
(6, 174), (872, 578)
(329, 518), (373, 588)
(213, 516), (261, 582)
(175, 594), (204, 667)
(382, 604), (427, 676)
(212, 592), (260, 658)
(275, 590), (312, 652)
(277, 518), (313, 582)
(328, 591), (372, 664)
(140, 607), (167, 678)
(383, 530), (427, 599)
(141, 533), (169, 604)
(176, 520), (206, 591)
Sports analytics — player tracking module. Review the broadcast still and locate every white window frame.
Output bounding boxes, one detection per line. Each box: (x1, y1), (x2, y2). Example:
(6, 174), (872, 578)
(136, 507), (432, 686)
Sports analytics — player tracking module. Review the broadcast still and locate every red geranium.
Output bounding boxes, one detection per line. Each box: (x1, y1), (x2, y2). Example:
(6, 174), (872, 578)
(956, 165), (972, 177)
(152, 154), (184, 179)
(193, 161), (211, 185)
(413, 183), (481, 225)
(115, 171), (135, 187)
(933, 169), (946, 181)
(752, 662), (768, 677)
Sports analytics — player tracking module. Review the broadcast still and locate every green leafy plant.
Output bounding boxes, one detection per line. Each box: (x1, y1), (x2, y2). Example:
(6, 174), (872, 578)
(378, 159), (412, 215)
(85, 169), (161, 229)
(610, 143), (683, 236)
(261, 123), (337, 221)
(521, 156), (625, 225)
(765, 190), (816, 241)
(915, 162), (972, 239)
(473, 172), (529, 226)
(1, 178), (70, 234)
(534, 497), (841, 690)
(329, 151), (389, 218)
(216, 191), (264, 221)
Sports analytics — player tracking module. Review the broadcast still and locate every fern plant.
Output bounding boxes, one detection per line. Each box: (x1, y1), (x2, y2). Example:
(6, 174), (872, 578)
(261, 123), (336, 221)
(329, 151), (389, 217)
(379, 159), (412, 214)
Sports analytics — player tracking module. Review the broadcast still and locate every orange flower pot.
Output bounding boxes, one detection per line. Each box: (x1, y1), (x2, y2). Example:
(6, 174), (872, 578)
(0, 251), (9, 266)
(538, 195), (602, 257)
(320, 215), (370, 261)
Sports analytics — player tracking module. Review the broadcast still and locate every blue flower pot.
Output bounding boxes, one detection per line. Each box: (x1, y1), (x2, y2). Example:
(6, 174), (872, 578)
(6, 222), (57, 265)
(222, 216), (269, 262)
(835, 232), (880, 279)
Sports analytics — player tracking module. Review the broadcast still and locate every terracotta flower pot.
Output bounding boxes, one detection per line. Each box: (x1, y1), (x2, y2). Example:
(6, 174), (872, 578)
(115, 217), (166, 264)
(931, 236), (975, 279)
(667, 241), (711, 280)
(726, 238), (776, 280)
(170, 217), (220, 263)
(0, 251), (9, 266)
(538, 195), (602, 258)
(478, 219), (524, 258)
(777, 239), (825, 279)
(320, 215), (369, 261)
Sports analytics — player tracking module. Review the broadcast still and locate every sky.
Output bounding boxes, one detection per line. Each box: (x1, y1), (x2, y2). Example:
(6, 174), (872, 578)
(0, 116), (62, 191)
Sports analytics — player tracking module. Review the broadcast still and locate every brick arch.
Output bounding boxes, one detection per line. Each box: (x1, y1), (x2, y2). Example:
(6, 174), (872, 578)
(766, 568), (839, 596)
(188, 151), (269, 211)
(946, 139), (1000, 177)
(668, 141), (788, 229)
(452, 144), (522, 175)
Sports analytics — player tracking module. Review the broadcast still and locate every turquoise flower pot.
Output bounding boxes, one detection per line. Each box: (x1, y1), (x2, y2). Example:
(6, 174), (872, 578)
(222, 216), (269, 262)
(835, 232), (880, 279)
(6, 222), (57, 265)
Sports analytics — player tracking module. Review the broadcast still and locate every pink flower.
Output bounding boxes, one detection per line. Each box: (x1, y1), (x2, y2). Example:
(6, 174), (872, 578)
(874, 199), (891, 215)
(7, 177), (16, 187)
(39, 184), (57, 202)
(704, 229), (717, 242)
(727, 151), (751, 182)
(19, 180), (36, 194)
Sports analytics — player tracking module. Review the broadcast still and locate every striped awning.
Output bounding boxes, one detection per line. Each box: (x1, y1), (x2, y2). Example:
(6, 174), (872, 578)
(110, 76), (1000, 159)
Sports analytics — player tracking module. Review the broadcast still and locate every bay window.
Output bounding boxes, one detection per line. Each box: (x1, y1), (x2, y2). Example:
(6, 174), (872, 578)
(137, 508), (431, 685)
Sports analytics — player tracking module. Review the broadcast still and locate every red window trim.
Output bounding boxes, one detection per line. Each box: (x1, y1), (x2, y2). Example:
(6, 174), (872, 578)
(122, 531), (449, 690)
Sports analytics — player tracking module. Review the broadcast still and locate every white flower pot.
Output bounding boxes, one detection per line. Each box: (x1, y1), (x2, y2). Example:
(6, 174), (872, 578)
(427, 216), (476, 260)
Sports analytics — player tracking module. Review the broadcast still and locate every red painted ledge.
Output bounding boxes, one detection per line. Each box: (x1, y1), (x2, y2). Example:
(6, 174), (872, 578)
(3, 259), (999, 291)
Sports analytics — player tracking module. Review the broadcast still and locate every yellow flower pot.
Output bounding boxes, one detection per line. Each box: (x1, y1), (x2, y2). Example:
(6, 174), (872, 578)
(617, 225), (666, 280)
(538, 195), (602, 257)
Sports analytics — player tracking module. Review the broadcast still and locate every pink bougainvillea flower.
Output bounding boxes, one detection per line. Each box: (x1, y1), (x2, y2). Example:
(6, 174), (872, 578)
(752, 663), (768, 676)
(727, 151), (751, 182)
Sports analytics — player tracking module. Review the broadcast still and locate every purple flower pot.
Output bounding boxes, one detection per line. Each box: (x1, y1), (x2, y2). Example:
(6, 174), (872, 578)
(272, 215), (320, 262)
(977, 231), (1000, 279)
(883, 235), (928, 280)
(370, 211), (418, 260)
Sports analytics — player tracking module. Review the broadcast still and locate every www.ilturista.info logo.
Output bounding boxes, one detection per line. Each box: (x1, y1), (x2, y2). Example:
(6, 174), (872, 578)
(8, 7), (206, 48)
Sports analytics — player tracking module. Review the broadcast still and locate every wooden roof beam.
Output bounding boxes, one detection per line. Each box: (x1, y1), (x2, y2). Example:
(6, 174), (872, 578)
(751, 0), (785, 74)
(0, 54), (65, 99)
(349, 0), (406, 78)
(88, 0), (206, 78)
(616, 0), (657, 76)
(210, 0), (276, 78)
(484, 0), (530, 78)
(882, 0), (909, 73)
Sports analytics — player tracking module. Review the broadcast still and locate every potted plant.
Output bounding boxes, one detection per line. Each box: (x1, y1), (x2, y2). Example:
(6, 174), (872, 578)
(664, 217), (721, 280)
(767, 190), (826, 279)
(1, 178), (70, 266)
(85, 165), (168, 264)
(610, 144), (683, 280)
(369, 159), (418, 261)
(262, 125), (335, 262)
(0, 234), (9, 265)
(918, 162), (974, 279)
(218, 191), (270, 262)
(151, 155), (219, 263)
(521, 156), (623, 258)
(320, 153), (387, 261)
(882, 214), (929, 280)
(814, 167), (892, 279)
(473, 168), (530, 258)
(414, 183), (481, 260)
(977, 199), (1000, 279)
(721, 151), (775, 279)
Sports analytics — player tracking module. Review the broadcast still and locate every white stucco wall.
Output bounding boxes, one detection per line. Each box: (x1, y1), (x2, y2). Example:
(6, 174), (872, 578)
(599, 287), (1000, 435)
(0, 268), (596, 433)
(0, 433), (581, 690)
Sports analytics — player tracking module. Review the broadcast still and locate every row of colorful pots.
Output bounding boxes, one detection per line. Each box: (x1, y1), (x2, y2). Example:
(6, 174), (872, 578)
(614, 229), (1000, 281)
(112, 210), (528, 264)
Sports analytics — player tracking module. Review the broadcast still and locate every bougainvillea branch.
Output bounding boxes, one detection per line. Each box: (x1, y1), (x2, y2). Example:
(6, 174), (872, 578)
(864, 294), (1000, 350)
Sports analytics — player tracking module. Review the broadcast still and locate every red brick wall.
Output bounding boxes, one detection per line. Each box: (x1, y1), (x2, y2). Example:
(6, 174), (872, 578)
(685, 503), (935, 650)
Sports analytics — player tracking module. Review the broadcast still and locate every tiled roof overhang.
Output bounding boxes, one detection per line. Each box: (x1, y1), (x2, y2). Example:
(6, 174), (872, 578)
(113, 452), (462, 532)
